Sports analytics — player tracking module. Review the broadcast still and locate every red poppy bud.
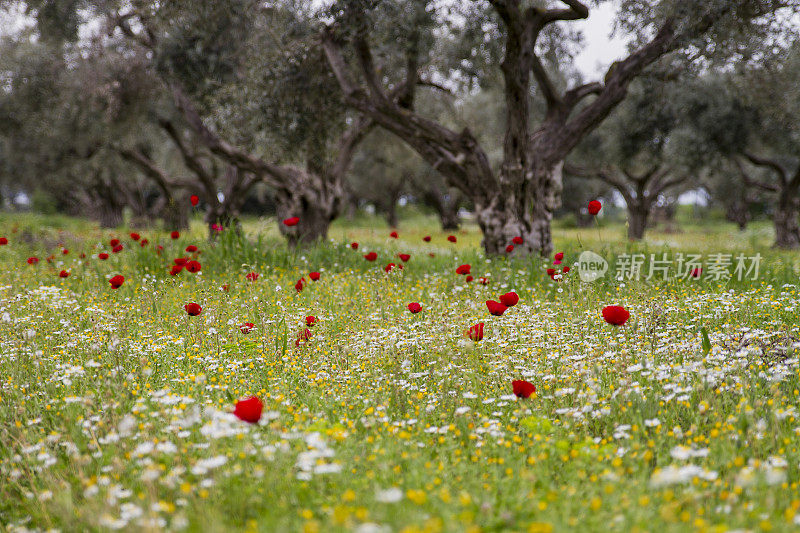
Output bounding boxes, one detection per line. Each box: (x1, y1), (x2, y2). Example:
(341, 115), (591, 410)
(466, 275), (474, 282)
(512, 380), (536, 398)
(233, 396), (263, 423)
(587, 200), (602, 215)
(486, 300), (507, 316)
(506, 245), (514, 253)
(499, 291), (519, 307)
(295, 278), (305, 293)
(184, 302), (202, 316)
(602, 305), (630, 326)
(190, 195), (199, 206)
(468, 322), (484, 341)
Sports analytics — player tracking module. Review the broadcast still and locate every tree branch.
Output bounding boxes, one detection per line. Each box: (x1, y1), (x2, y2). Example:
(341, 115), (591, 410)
(743, 151), (790, 184)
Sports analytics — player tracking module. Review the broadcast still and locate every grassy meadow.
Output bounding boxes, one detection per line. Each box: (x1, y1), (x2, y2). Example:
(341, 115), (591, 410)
(1, 209), (800, 532)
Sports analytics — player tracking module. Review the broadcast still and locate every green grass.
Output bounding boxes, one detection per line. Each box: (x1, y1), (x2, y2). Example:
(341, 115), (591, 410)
(1, 212), (800, 532)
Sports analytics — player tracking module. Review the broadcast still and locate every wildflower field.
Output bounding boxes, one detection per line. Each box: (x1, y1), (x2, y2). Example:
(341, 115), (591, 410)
(2, 213), (800, 532)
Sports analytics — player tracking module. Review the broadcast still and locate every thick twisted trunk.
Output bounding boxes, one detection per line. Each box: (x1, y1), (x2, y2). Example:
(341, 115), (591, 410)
(627, 204), (649, 241)
(275, 169), (342, 247)
(773, 192), (800, 249)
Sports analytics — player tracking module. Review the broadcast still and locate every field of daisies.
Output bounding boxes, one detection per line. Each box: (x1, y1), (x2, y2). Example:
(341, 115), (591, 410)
(2, 212), (800, 532)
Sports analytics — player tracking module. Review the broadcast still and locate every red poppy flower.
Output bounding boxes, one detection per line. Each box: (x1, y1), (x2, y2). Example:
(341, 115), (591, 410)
(690, 267), (702, 278)
(398, 253), (411, 262)
(364, 252), (377, 261)
(130, 232), (140, 241)
(429, 253), (435, 258)
(98, 253), (109, 261)
(240, 322), (255, 334)
(468, 322), (484, 341)
(295, 278), (305, 293)
(0, 237), (7, 245)
(27, 256), (38, 265)
(170, 231), (180, 239)
(588, 200), (602, 215)
(351, 242), (359, 250)
(447, 235), (457, 243)
(62, 248), (69, 255)
(384, 262), (398, 273)
(80, 253), (86, 258)
(553, 259), (562, 265)
(295, 328), (312, 346)
(110, 238), (120, 247)
(233, 396), (263, 423)
(486, 300), (507, 316)
(546, 268), (556, 277)
(221, 284), (230, 292)
(309, 272), (321, 281)
(184, 302), (202, 316)
(190, 195), (199, 206)
(512, 380), (536, 399)
(554, 252), (564, 261)
(174, 257), (188, 266)
(140, 239), (149, 247)
(283, 217), (300, 227)
(185, 245), (198, 253)
(390, 231), (398, 239)
(423, 236), (431, 242)
(407, 302), (422, 314)
(562, 266), (570, 273)
(169, 265), (183, 276)
(479, 277), (489, 285)
(109, 275), (125, 289)
(246, 272), (259, 281)
(112, 244), (123, 253)
(455, 264), (471, 275)
(602, 305), (630, 326)
(156, 245), (163, 255)
(506, 245), (514, 253)
(500, 291), (519, 307)
(512, 236), (523, 245)
(306, 316), (318, 327)
(185, 260), (202, 273)
(58, 270), (70, 278)
(466, 275), (474, 282)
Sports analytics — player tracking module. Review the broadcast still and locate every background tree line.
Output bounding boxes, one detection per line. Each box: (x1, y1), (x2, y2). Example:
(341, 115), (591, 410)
(1, 0), (799, 254)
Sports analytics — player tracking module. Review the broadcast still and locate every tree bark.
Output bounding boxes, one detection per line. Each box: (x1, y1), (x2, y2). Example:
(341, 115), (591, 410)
(773, 191), (800, 249)
(627, 205), (649, 241)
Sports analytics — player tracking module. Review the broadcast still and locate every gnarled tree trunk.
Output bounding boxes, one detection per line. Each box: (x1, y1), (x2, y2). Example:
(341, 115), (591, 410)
(773, 192), (800, 249)
(627, 204), (649, 241)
